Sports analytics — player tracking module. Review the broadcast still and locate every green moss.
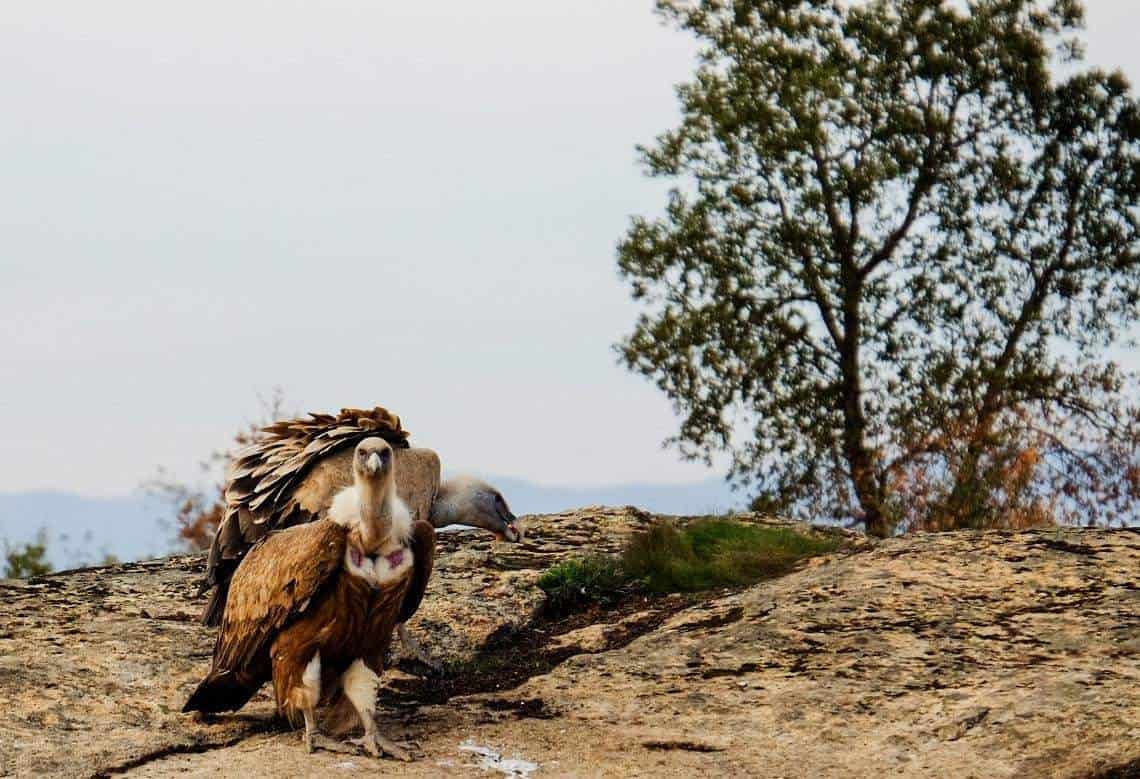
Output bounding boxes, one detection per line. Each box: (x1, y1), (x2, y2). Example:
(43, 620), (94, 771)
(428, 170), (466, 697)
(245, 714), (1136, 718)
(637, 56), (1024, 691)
(536, 519), (841, 613)
(623, 518), (839, 593)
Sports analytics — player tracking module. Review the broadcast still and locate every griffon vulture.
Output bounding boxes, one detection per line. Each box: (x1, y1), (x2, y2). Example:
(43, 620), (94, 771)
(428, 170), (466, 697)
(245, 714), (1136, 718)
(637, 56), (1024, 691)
(184, 438), (429, 761)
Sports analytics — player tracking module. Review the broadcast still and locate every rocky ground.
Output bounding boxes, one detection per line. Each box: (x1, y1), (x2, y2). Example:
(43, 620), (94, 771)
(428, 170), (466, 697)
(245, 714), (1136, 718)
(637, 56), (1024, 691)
(1, 508), (1137, 778)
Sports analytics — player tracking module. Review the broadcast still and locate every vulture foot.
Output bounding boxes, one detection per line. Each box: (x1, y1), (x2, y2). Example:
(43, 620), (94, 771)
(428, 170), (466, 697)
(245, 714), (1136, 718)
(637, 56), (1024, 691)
(305, 732), (359, 755)
(349, 731), (417, 762)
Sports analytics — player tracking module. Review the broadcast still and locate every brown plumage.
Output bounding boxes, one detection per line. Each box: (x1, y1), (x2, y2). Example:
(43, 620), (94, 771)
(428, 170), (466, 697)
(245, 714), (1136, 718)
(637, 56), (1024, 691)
(185, 438), (434, 760)
(202, 407), (410, 625)
(200, 405), (520, 636)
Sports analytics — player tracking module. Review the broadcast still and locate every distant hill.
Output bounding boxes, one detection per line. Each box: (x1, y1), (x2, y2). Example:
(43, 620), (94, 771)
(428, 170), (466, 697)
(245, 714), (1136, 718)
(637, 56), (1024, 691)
(0, 477), (744, 571)
(0, 491), (173, 571)
(483, 475), (743, 517)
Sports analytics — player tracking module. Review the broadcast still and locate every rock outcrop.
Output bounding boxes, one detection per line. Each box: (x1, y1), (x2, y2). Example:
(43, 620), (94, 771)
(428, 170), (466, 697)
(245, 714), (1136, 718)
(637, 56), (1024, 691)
(1, 508), (1136, 778)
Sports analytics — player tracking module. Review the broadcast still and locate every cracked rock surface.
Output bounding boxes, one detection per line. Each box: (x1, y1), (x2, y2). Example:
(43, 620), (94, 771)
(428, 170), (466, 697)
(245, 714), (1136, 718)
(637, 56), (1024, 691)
(0, 509), (1136, 778)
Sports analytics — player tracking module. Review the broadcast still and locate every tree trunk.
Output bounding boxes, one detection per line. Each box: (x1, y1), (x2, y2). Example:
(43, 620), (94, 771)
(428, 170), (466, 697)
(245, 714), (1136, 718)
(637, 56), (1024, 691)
(849, 445), (888, 537)
(838, 275), (889, 537)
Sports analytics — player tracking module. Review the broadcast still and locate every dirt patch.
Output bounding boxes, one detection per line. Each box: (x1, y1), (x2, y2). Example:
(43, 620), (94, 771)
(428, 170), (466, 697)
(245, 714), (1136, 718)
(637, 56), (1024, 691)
(643, 740), (726, 753)
(92, 720), (281, 777)
(700, 662), (761, 679)
(674, 605), (745, 632)
(479, 697), (557, 720)
(384, 592), (695, 705)
(1026, 537), (1101, 557)
(1086, 758), (1140, 779)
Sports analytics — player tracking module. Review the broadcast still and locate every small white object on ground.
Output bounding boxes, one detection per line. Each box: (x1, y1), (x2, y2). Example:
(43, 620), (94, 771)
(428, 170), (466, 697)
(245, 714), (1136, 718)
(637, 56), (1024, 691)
(458, 739), (539, 778)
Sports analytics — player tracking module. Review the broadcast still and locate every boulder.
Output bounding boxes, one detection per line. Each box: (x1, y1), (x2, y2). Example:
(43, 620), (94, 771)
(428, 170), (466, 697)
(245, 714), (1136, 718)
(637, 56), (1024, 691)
(0, 509), (1135, 778)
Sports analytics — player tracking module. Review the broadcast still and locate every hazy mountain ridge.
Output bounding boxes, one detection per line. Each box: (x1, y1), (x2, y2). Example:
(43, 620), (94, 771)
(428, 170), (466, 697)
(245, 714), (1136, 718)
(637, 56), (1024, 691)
(0, 477), (743, 570)
(476, 474), (743, 517)
(0, 491), (172, 570)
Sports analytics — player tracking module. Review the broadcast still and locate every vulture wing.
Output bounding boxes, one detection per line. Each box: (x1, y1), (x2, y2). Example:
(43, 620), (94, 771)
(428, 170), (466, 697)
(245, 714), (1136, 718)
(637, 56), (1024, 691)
(201, 406), (410, 625)
(397, 520), (437, 624)
(183, 520), (347, 714)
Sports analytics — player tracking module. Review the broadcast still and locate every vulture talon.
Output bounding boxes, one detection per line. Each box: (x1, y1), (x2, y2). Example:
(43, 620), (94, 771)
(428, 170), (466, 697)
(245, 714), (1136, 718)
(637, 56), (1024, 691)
(350, 732), (416, 762)
(307, 733), (359, 755)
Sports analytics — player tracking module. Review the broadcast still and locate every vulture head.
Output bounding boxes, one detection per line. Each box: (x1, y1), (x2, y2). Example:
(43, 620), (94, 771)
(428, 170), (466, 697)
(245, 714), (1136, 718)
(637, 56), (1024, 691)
(353, 436), (394, 480)
(436, 476), (524, 542)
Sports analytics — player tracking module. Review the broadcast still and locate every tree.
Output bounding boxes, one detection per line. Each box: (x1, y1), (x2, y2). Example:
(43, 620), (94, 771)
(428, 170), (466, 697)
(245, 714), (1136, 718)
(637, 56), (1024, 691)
(3, 530), (53, 579)
(618, 0), (1140, 535)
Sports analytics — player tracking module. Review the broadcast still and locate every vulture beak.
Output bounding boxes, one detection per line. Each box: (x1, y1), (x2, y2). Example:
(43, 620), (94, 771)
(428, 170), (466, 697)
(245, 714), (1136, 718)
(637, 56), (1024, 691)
(497, 515), (524, 542)
(366, 452), (383, 474)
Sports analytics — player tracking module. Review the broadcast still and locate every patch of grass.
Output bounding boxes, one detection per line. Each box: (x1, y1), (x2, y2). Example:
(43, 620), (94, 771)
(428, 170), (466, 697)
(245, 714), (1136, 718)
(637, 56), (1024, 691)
(537, 554), (631, 615)
(439, 651), (532, 683)
(623, 518), (840, 593)
(536, 519), (841, 614)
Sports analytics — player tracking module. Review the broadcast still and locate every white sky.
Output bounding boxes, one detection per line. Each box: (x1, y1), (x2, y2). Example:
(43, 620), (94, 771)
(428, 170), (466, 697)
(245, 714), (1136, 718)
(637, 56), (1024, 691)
(1, 1), (1137, 496)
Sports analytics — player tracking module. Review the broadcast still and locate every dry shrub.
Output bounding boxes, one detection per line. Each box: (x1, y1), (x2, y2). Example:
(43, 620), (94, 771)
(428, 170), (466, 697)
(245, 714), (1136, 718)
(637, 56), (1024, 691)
(147, 389), (289, 551)
(885, 406), (1140, 533)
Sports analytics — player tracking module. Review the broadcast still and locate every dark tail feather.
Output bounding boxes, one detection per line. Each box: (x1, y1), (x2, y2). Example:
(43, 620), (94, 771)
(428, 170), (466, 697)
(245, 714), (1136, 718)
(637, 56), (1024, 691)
(200, 579), (230, 627)
(182, 670), (258, 714)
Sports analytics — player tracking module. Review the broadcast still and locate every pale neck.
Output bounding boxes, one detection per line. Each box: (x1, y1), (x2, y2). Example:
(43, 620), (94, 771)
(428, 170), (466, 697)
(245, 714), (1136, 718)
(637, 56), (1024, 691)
(356, 474), (393, 552)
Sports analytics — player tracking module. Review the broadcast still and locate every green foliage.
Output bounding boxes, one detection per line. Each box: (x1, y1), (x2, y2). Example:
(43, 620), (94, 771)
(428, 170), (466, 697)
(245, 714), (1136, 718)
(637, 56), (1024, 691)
(3, 530), (53, 579)
(624, 519), (839, 593)
(538, 555), (631, 615)
(538, 519), (838, 612)
(619, 0), (1140, 534)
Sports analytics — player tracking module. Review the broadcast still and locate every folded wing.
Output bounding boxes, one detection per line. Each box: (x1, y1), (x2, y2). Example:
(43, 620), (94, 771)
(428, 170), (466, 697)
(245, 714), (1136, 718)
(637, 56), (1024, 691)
(183, 520), (347, 713)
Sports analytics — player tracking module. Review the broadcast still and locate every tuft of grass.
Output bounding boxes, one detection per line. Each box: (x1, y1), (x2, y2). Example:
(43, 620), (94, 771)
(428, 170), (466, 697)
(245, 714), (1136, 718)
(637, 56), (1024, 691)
(537, 554), (631, 616)
(623, 518), (840, 593)
(537, 518), (841, 614)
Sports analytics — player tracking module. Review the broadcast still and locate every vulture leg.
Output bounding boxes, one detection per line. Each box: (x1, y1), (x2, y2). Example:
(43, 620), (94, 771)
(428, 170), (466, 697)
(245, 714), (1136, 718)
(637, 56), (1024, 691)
(342, 659), (415, 762)
(294, 652), (356, 756)
(397, 623), (443, 673)
(302, 707), (316, 753)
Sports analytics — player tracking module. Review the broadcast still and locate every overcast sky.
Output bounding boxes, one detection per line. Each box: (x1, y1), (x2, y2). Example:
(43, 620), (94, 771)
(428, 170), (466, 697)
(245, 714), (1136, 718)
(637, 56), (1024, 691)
(1, 1), (1137, 497)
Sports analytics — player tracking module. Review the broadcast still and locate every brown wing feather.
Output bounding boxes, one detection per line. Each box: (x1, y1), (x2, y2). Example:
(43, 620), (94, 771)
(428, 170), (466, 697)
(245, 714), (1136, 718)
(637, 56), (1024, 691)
(213, 520), (347, 674)
(397, 520), (436, 624)
(200, 406), (409, 624)
(290, 448), (355, 516)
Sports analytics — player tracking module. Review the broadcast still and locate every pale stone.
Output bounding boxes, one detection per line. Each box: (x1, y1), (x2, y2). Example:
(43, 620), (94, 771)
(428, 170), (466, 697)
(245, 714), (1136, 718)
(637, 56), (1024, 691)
(0, 510), (1135, 778)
